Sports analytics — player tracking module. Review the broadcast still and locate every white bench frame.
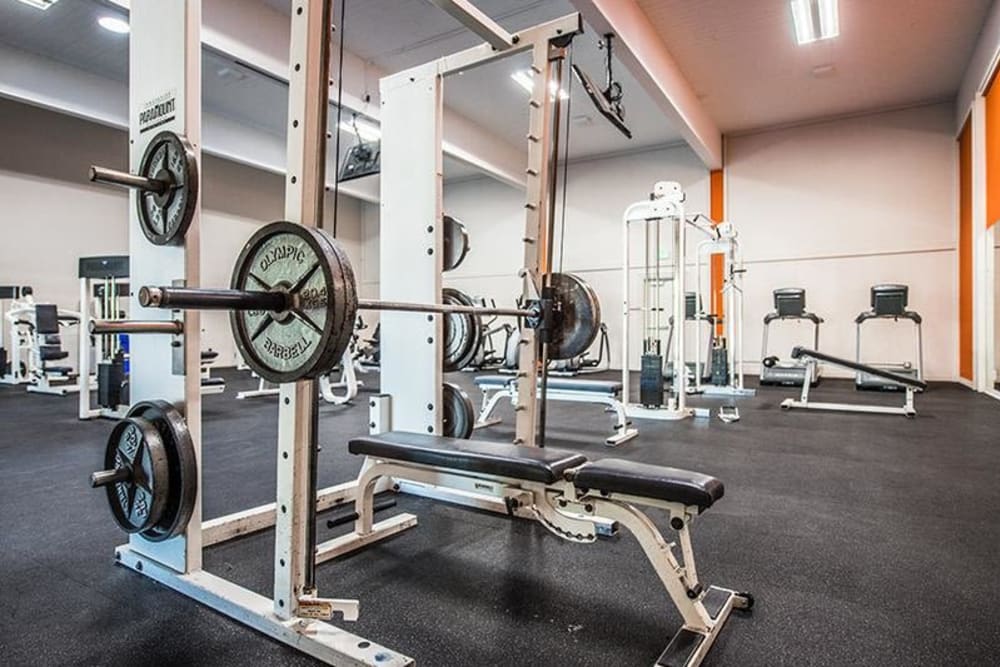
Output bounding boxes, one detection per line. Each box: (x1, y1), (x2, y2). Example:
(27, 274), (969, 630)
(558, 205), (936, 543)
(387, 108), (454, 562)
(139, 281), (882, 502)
(474, 376), (638, 446)
(337, 452), (749, 667)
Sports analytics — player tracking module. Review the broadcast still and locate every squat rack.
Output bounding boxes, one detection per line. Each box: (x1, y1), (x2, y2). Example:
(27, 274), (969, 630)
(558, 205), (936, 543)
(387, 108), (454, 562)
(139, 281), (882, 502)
(105, 2), (582, 665)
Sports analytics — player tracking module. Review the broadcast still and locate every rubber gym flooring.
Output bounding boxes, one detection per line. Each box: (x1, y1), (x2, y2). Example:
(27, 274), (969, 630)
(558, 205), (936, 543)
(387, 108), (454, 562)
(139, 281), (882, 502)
(1, 369), (998, 666)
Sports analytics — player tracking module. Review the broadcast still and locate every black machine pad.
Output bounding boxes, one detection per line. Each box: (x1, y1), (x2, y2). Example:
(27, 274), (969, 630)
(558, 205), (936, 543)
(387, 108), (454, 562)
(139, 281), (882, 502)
(474, 375), (622, 394)
(349, 432), (587, 484)
(570, 459), (724, 510)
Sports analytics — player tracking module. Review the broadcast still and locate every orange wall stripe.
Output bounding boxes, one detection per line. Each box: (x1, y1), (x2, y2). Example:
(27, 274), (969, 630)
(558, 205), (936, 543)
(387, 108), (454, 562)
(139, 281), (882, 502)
(709, 170), (725, 336)
(987, 65), (1000, 229)
(958, 117), (974, 381)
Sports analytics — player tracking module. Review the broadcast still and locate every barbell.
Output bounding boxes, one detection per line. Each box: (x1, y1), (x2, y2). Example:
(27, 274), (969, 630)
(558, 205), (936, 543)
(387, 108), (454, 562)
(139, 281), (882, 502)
(134, 221), (601, 383)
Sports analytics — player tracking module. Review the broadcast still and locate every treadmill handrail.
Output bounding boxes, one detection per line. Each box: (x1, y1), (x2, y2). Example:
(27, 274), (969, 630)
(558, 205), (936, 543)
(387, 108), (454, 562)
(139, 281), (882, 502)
(854, 310), (922, 325)
(763, 312), (823, 325)
(790, 347), (927, 390)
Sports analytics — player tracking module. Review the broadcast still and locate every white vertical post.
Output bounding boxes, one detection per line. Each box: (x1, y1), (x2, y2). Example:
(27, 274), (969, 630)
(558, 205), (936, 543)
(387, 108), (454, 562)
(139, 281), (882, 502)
(273, 0), (331, 619)
(622, 215), (631, 399)
(379, 70), (443, 436)
(127, 0), (202, 574)
(673, 200), (687, 413)
(78, 276), (90, 418)
(971, 95), (993, 392)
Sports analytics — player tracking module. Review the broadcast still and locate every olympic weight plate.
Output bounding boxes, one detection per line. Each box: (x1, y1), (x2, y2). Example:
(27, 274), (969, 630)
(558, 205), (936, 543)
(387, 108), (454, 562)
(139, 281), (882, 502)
(230, 222), (358, 384)
(101, 416), (170, 534)
(442, 215), (470, 272)
(442, 287), (482, 372)
(127, 401), (197, 542)
(548, 273), (601, 360)
(442, 382), (475, 439)
(136, 131), (198, 245)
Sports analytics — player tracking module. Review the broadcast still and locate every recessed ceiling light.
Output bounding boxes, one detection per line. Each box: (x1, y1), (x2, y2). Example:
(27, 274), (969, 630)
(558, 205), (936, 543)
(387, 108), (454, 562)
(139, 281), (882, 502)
(16, 0), (59, 10)
(98, 16), (130, 34)
(790, 0), (839, 45)
(511, 70), (569, 100)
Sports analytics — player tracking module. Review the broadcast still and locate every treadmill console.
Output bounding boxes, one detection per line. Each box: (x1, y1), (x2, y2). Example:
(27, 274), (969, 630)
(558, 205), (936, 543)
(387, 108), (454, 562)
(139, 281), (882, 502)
(871, 284), (908, 316)
(773, 288), (806, 318)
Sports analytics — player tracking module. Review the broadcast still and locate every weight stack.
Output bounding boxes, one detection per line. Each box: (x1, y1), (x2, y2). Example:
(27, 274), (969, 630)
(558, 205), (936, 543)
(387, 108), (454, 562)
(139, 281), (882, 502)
(640, 353), (664, 408)
(98, 360), (125, 409)
(711, 343), (729, 386)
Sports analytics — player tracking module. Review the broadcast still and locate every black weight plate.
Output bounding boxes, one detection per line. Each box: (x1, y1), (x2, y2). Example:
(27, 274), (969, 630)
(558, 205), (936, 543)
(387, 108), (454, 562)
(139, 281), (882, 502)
(230, 222), (357, 384)
(127, 400), (197, 542)
(441, 288), (481, 372)
(548, 273), (601, 360)
(442, 382), (475, 439)
(136, 131), (198, 246)
(442, 215), (470, 272)
(103, 416), (169, 534)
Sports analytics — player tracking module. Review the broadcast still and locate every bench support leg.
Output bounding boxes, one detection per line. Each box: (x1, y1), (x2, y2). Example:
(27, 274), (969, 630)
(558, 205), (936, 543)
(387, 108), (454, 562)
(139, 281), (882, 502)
(591, 500), (751, 667)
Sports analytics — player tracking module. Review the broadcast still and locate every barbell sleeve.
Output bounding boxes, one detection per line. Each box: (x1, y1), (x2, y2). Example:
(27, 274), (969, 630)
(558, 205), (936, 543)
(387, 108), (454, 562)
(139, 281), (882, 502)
(139, 286), (291, 312)
(90, 468), (131, 488)
(89, 319), (184, 335)
(89, 165), (169, 195)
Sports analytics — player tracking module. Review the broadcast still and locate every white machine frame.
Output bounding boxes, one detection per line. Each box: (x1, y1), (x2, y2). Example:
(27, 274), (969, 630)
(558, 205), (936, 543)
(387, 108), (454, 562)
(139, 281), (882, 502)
(621, 182), (708, 421)
(780, 349), (923, 417)
(78, 263), (130, 419)
(1, 288), (34, 386)
(104, 3), (597, 666)
(473, 376), (638, 446)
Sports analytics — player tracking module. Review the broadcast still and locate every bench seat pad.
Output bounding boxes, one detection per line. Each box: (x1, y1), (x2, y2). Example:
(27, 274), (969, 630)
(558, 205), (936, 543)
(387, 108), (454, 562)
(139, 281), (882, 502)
(349, 432), (587, 484)
(474, 375), (622, 394)
(570, 459), (723, 509)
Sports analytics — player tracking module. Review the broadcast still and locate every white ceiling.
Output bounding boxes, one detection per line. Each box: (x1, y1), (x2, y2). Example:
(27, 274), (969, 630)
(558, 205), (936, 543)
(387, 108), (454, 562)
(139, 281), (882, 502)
(637, 0), (994, 134)
(0, 0), (991, 182)
(261, 0), (684, 159)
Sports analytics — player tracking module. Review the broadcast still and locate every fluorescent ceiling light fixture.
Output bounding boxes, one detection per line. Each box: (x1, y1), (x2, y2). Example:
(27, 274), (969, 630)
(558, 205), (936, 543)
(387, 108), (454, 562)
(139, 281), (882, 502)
(16, 0), (59, 10)
(511, 70), (569, 100)
(790, 0), (839, 45)
(339, 118), (380, 142)
(98, 16), (130, 34)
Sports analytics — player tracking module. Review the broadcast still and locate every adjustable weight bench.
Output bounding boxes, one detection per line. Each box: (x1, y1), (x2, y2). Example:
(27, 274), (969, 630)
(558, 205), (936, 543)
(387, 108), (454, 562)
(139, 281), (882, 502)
(474, 375), (638, 446)
(346, 432), (751, 667)
(776, 346), (928, 417)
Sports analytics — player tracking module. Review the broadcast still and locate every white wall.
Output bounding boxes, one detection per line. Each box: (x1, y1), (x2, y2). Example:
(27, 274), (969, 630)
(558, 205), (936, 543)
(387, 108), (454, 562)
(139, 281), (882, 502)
(728, 103), (958, 380)
(360, 143), (711, 368)
(0, 98), (363, 369)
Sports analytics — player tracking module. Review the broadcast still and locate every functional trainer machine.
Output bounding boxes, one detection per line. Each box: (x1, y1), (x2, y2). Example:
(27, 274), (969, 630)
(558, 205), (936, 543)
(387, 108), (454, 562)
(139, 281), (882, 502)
(622, 182), (710, 421)
(774, 347), (927, 417)
(84, 4), (750, 666)
(855, 284), (924, 391)
(760, 288), (824, 387)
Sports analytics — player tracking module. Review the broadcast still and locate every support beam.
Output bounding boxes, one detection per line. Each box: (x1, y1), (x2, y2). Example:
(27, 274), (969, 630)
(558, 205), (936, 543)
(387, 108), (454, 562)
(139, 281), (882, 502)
(427, 0), (514, 50)
(569, 0), (723, 169)
(107, 0), (526, 188)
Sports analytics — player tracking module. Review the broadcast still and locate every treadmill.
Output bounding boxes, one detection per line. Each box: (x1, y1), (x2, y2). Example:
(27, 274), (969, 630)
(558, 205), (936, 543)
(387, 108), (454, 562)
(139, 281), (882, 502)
(760, 288), (823, 386)
(855, 284), (923, 392)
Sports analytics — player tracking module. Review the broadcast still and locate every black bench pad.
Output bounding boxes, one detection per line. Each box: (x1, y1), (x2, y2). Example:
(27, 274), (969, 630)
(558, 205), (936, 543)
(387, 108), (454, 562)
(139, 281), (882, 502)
(570, 459), (724, 509)
(475, 375), (622, 393)
(349, 432), (587, 484)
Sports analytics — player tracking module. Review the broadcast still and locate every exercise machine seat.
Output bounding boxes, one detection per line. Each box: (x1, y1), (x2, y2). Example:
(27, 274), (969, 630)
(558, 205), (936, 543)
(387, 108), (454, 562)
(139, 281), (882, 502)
(201, 377), (226, 387)
(568, 459), (724, 510)
(349, 432), (587, 484)
(201, 349), (220, 363)
(475, 375), (622, 394)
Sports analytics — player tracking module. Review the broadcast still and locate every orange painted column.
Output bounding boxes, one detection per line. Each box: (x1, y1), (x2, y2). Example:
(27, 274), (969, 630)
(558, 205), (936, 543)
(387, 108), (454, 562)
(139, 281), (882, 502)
(987, 67), (1000, 229)
(958, 117), (973, 381)
(709, 169), (725, 336)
